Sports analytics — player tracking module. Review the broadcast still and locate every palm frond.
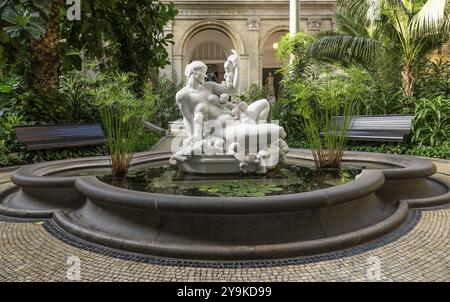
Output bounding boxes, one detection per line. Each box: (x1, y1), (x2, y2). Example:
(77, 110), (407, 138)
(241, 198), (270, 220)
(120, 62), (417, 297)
(307, 35), (380, 67)
(411, 0), (449, 36)
(337, 0), (371, 20)
(336, 11), (370, 37)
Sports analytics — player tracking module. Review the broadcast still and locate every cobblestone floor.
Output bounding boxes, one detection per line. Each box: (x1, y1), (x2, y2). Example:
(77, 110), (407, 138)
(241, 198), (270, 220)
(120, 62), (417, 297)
(0, 160), (449, 282)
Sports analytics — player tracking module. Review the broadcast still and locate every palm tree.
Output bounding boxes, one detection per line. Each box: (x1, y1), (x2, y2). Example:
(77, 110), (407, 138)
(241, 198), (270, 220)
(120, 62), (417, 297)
(30, 0), (64, 93)
(308, 0), (450, 98)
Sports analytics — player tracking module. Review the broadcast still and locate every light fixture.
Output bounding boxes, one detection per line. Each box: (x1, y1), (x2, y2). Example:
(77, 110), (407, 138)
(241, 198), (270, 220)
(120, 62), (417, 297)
(272, 42), (279, 50)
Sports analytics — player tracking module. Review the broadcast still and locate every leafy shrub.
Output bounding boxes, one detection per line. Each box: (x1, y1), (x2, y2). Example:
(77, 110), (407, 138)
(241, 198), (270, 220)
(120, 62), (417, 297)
(0, 113), (29, 167)
(0, 66), (94, 124)
(412, 96), (450, 147)
(275, 65), (373, 151)
(277, 32), (315, 80)
(59, 61), (107, 123)
(348, 142), (450, 160)
(238, 82), (268, 105)
(144, 76), (182, 129)
(415, 57), (450, 98)
(0, 70), (27, 117)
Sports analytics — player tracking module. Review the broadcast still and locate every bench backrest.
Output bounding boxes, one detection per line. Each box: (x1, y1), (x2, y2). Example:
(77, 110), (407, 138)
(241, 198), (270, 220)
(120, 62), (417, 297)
(14, 124), (106, 151)
(328, 115), (413, 142)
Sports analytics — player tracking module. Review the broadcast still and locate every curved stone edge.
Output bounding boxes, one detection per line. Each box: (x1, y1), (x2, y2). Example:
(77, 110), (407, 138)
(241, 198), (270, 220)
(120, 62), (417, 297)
(407, 176), (450, 208)
(52, 201), (410, 260)
(10, 151), (173, 187)
(0, 184), (52, 218)
(73, 169), (385, 214)
(0, 152), (173, 218)
(0, 150), (448, 218)
(289, 149), (437, 180)
(1, 150), (448, 260)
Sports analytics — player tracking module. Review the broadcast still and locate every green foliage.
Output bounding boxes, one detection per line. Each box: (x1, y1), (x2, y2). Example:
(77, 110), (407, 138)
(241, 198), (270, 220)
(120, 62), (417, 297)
(0, 69), (24, 115)
(144, 76), (183, 128)
(415, 57), (450, 98)
(294, 77), (356, 169)
(307, 0), (450, 97)
(411, 96), (450, 146)
(199, 180), (283, 197)
(0, 0), (51, 68)
(0, 2), (176, 168)
(58, 59), (109, 123)
(92, 72), (153, 177)
(238, 82), (268, 104)
(277, 32), (315, 80)
(0, 113), (29, 167)
(275, 65), (380, 147)
(349, 141), (450, 160)
(61, 0), (178, 87)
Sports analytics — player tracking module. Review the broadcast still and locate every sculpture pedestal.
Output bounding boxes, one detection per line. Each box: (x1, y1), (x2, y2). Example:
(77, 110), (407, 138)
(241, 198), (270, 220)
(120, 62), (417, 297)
(177, 156), (241, 174)
(176, 155), (280, 175)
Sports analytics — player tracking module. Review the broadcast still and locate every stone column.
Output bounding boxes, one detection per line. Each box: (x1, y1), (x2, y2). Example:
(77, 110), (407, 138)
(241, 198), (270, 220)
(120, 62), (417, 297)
(290, 0), (300, 35)
(247, 18), (261, 86)
(239, 54), (250, 95)
(258, 54), (264, 85)
(161, 21), (174, 79)
(172, 54), (183, 84)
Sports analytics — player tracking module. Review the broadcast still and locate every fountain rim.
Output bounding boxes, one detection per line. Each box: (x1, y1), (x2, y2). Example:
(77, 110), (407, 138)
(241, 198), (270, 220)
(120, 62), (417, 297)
(6, 149), (440, 215)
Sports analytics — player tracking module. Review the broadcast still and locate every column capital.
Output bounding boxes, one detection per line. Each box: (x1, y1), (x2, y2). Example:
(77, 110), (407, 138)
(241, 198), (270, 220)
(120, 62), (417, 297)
(308, 18), (321, 32)
(247, 18), (261, 31)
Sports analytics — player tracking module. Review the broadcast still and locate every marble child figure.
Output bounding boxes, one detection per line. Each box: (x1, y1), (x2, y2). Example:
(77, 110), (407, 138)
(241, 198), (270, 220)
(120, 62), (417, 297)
(171, 50), (289, 174)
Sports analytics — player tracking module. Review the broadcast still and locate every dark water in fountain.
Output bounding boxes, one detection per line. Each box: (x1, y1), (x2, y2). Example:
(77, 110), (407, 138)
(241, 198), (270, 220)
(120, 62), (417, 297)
(99, 163), (362, 197)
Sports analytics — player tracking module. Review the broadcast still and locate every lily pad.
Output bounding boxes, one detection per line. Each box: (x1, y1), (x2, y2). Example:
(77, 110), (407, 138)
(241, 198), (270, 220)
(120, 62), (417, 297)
(199, 180), (283, 197)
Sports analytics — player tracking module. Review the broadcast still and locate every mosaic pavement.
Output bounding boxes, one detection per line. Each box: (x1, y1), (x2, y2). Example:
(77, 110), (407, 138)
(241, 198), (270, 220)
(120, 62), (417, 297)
(0, 162), (449, 282)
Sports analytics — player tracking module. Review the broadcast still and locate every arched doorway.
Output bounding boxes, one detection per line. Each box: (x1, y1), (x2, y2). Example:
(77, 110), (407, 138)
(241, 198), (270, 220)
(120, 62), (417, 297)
(185, 29), (234, 83)
(261, 30), (288, 100)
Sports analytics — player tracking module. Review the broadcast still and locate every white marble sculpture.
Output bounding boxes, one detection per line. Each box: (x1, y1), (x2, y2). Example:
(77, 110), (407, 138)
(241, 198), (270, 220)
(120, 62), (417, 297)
(170, 50), (289, 174)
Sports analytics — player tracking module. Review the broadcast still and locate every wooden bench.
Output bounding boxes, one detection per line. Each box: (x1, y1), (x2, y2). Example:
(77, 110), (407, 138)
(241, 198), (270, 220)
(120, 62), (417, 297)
(324, 115), (413, 142)
(14, 124), (106, 151)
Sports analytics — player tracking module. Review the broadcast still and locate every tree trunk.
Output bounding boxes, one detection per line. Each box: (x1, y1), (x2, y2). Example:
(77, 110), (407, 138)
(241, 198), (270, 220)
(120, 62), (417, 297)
(88, 0), (105, 66)
(402, 63), (414, 98)
(30, 0), (63, 93)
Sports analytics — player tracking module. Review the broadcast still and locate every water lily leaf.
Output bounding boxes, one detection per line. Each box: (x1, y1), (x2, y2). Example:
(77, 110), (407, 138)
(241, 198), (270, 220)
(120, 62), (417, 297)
(199, 180), (283, 197)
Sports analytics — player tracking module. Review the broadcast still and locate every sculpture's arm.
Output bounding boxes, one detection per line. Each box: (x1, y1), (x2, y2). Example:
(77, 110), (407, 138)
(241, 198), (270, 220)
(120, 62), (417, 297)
(230, 50), (240, 92)
(176, 91), (194, 139)
(203, 82), (231, 96)
(203, 50), (240, 96)
(232, 66), (239, 94)
(224, 101), (237, 111)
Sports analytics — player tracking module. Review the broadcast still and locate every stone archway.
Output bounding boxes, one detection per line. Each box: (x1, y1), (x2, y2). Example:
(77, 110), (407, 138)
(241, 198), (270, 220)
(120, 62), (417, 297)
(259, 28), (289, 100)
(178, 20), (246, 86)
(260, 27), (289, 69)
(178, 20), (245, 57)
(190, 40), (231, 83)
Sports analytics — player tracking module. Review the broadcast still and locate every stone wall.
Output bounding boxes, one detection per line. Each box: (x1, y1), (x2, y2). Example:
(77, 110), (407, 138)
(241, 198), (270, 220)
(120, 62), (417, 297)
(161, 0), (337, 91)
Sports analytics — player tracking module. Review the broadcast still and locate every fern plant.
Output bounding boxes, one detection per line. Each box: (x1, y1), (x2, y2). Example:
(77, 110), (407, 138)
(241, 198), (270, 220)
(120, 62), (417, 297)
(412, 96), (450, 146)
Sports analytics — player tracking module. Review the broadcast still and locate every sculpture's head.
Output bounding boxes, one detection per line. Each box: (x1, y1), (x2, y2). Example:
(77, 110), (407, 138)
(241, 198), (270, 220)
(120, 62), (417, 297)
(224, 61), (234, 73)
(219, 93), (230, 104)
(185, 61), (208, 84)
(224, 49), (239, 73)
